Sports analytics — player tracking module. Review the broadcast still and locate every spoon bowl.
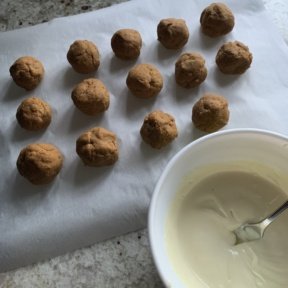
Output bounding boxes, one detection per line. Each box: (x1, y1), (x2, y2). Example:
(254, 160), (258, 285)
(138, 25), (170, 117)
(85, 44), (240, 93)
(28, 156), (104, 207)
(234, 200), (288, 244)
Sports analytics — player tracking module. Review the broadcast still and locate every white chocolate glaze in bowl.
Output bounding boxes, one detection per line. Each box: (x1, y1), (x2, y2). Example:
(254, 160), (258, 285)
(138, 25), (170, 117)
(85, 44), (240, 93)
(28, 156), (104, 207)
(149, 129), (288, 288)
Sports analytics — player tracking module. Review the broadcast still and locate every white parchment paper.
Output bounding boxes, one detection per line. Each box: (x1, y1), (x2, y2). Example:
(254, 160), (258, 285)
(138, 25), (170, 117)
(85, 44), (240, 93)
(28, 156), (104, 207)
(1, 0), (288, 272)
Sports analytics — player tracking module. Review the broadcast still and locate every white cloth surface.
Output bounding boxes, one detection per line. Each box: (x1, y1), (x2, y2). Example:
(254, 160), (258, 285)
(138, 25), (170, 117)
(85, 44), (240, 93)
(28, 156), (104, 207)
(1, 0), (288, 272)
(263, 0), (288, 44)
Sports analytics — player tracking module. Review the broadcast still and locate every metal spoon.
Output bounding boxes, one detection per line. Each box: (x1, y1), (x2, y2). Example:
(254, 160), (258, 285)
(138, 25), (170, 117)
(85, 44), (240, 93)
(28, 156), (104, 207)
(233, 200), (288, 245)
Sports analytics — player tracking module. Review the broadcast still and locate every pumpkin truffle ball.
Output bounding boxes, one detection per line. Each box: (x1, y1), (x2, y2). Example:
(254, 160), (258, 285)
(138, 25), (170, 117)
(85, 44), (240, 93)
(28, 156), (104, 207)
(67, 40), (100, 74)
(192, 93), (229, 133)
(111, 29), (142, 60)
(76, 127), (119, 167)
(157, 18), (189, 50)
(9, 56), (44, 90)
(175, 52), (207, 88)
(140, 110), (178, 149)
(72, 78), (110, 116)
(216, 41), (253, 74)
(126, 63), (163, 98)
(17, 143), (63, 185)
(200, 3), (235, 37)
(16, 97), (52, 131)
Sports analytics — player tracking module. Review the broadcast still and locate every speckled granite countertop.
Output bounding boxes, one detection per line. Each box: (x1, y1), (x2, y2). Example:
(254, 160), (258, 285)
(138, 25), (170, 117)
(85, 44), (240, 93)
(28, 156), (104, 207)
(0, 229), (163, 287)
(0, 0), (127, 31)
(0, 0), (288, 287)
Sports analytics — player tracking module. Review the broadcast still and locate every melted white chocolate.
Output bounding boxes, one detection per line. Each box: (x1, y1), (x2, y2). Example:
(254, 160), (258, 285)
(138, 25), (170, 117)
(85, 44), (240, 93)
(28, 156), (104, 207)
(166, 164), (288, 288)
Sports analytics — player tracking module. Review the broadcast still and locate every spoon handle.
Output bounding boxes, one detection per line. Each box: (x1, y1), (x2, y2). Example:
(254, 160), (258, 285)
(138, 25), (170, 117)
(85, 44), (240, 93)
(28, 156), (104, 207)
(264, 200), (288, 226)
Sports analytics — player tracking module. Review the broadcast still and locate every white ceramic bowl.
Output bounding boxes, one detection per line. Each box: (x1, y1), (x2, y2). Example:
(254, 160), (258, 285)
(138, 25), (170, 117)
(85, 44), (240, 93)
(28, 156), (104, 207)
(148, 129), (288, 288)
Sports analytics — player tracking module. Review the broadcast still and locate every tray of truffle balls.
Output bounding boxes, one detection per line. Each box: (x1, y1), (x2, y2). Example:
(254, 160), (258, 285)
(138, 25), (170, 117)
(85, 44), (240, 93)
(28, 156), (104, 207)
(9, 2), (253, 186)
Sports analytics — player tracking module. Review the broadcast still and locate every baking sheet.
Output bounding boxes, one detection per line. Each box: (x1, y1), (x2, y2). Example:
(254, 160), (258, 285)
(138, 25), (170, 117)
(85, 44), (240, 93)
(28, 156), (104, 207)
(1, 0), (288, 272)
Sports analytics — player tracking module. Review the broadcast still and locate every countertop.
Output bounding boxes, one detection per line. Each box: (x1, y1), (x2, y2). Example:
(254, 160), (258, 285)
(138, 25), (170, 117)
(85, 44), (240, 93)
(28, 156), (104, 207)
(0, 0), (288, 287)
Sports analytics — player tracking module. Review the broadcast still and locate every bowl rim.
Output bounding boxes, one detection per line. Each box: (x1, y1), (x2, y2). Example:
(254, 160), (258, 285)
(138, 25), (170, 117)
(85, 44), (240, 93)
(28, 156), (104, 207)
(148, 128), (288, 287)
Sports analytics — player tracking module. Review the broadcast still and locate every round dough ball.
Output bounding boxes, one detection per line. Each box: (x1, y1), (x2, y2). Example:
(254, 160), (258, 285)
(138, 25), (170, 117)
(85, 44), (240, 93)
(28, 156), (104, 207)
(200, 3), (235, 37)
(76, 127), (119, 167)
(216, 41), (253, 74)
(72, 78), (110, 116)
(192, 93), (229, 133)
(111, 29), (142, 60)
(9, 56), (44, 91)
(175, 52), (207, 88)
(140, 110), (178, 149)
(157, 18), (189, 50)
(126, 64), (163, 98)
(16, 97), (52, 131)
(17, 143), (63, 185)
(67, 40), (100, 74)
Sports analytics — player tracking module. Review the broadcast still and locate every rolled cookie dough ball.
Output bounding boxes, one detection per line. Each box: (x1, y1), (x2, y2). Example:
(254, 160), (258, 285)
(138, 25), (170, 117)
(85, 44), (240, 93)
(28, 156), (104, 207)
(192, 93), (229, 133)
(16, 97), (52, 131)
(126, 64), (163, 98)
(72, 78), (110, 115)
(216, 41), (253, 74)
(175, 52), (207, 88)
(9, 56), (44, 90)
(140, 110), (178, 149)
(67, 40), (100, 74)
(157, 18), (189, 50)
(200, 3), (235, 37)
(111, 29), (142, 60)
(17, 143), (63, 185)
(76, 127), (119, 166)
